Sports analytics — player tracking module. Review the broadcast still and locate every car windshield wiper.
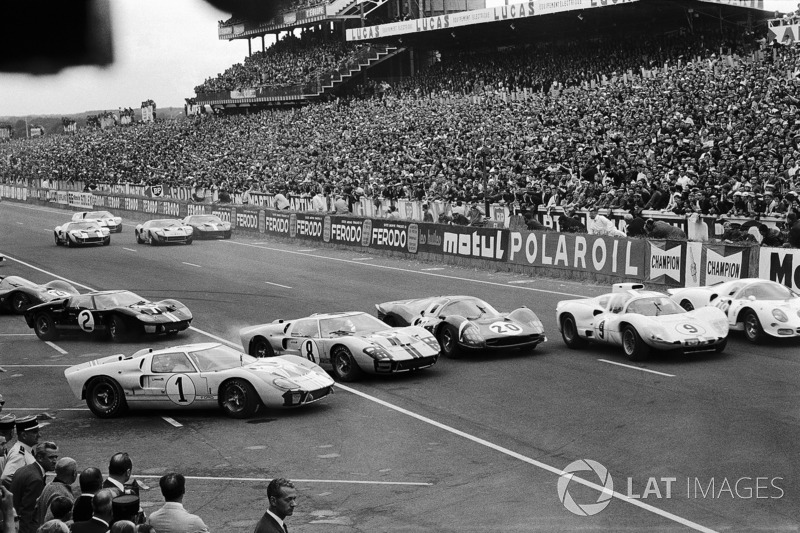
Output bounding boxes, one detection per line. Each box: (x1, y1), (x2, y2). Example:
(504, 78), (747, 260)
(654, 302), (662, 316)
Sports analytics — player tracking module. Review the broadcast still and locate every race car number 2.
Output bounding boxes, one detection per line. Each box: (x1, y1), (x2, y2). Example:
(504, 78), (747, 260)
(488, 322), (522, 335)
(166, 374), (196, 405)
(78, 310), (95, 332)
(302, 339), (319, 363)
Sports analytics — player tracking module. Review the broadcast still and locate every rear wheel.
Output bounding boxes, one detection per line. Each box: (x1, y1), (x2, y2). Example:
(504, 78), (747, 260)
(622, 325), (650, 361)
(437, 324), (461, 358)
(86, 378), (127, 418)
(250, 338), (275, 358)
(331, 346), (363, 382)
(561, 314), (587, 349)
(34, 313), (59, 341)
(742, 311), (764, 344)
(11, 293), (31, 314)
(220, 379), (260, 418)
(108, 315), (127, 342)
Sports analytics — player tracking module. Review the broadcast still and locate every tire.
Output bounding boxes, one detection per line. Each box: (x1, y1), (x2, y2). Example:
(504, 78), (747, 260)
(250, 338), (275, 358)
(54, 233), (62, 246)
(742, 310), (764, 344)
(136, 231), (144, 244)
(560, 314), (587, 349)
(680, 299), (694, 312)
(437, 324), (461, 358)
(102, 236), (110, 246)
(714, 338), (727, 354)
(149, 232), (159, 246)
(33, 313), (59, 341)
(186, 237), (193, 245)
(66, 237), (74, 248)
(331, 346), (363, 382)
(223, 231), (231, 239)
(11, 293), (31, 314)
(622, 325), (650, 361)
(107, 315), (127, 342)
(220, 379), (260, 418)
(86, 377), (127, 418)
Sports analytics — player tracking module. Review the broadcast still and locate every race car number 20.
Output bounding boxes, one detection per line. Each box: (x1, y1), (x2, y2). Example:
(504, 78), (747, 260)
(166, 374), (196, 405)
(488, 322), (522, 335)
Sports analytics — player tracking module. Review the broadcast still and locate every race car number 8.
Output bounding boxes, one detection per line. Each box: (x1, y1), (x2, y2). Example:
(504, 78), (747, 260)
(78, 310), (95, 332)
(488, 322), (522, 335)
(302, 339), (319, 363)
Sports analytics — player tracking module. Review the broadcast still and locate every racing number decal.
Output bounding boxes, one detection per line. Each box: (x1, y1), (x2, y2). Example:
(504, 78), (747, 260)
(488, 322), (523, 335)
(165, 374), (196, 405)
(78, 310), (95, 332)
(676, 323), (705, 335)
(597, 320), (605, 339)
(715, 299), (731, 314)
(302, 339), (319, 363)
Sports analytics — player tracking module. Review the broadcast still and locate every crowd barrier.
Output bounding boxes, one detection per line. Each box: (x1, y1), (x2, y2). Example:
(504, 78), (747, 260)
(3, 184), (799, 292)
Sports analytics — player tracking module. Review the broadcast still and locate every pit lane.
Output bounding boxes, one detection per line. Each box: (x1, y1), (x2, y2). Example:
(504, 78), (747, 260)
(1, 202), (798, 532)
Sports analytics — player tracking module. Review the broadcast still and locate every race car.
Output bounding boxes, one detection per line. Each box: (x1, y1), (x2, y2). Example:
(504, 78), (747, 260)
(556, 283), (729, 360)
(64, 342), (335, 418)
(0, 275), (79, 314)
(182, 214), (231, 239)
(239, 311), (440, 382)
(54, 221), (110, 247)
(375, 295), (546, 357)
(135, 219), (194, 245)
(72, 210), (123, 232)
(24, 290), (192, 342)
(668, 278), (800, 343)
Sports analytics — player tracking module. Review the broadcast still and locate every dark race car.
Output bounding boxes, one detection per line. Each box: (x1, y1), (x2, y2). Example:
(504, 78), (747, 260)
(376, 295), (546, 357)
(182, 215), (231, 240)
(24, 290), (192, 342)
(0, 275), (80, 314)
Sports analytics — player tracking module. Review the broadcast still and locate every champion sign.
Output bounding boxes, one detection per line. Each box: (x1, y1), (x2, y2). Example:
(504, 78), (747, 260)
(648, 242), (683, 284)
(705, 248), (743, 285)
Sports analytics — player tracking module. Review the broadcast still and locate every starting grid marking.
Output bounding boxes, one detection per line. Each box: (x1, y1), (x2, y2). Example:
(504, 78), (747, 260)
(134, 474), (432, 487)
(598, 359), (675, 378)
(264, 281), (292, 289)
(45, 341), (68, 355)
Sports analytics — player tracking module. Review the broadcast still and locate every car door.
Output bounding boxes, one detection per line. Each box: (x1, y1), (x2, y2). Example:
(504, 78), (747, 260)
(62, 294), (95, 333)
(593, 293), (630, 346)
(138, 351), (211, 409)
(285, 319), (326, 364)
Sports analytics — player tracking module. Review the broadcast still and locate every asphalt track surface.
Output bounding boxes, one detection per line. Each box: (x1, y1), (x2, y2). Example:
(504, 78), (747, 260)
(0, 201), (798, 532)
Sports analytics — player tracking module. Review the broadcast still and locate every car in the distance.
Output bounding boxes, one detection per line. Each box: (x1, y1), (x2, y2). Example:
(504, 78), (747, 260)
(64, 342), (335, 418)
(0, 275), (79, 314)
(54, 221), (110, 247)
(135, 219), (194, 245)
(72, 211), (123, 232)
(182, 214), (231, 239)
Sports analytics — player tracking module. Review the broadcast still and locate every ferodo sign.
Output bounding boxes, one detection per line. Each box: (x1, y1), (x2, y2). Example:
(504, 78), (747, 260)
(289, 213), (324, 240)
(508, 231), (645, 278)
(759, 247), (800, 291)
(211, 209), (231, 223)
(235, 209), (259, 230)
(324, 216), (365, 245)
(369, 220), (418, 253)
(264, 210), (291, 235)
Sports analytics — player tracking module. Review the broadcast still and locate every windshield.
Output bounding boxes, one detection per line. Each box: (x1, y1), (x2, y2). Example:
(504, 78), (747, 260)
(626, 297), (684, 317)
(68, 222), (101, 231)
(149, 220), (181, 228)
(441, 298), (500, 320)
(88, 211), (113, 218)
(188, 216), (223, 224)
(187, 345), (255, 371)
(94, 292), (147, 310)
(0, 276), (36, 290)
(319, 313), (388, 337)
(739, 282), (797, 301)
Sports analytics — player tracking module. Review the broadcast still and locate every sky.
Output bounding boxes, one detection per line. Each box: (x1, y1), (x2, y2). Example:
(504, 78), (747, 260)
(0, 0), (793, 118)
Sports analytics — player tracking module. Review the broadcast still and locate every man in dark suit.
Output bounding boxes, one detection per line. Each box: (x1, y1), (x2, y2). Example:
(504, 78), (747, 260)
(102, 452), (143, 523)
(70, 488), (114, 533)
(253, 478), (297, 533)
(72, 467), (104, 522)
(10, 441), (58, 533)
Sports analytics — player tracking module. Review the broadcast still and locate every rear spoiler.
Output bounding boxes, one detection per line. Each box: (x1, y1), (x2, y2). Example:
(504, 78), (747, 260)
(612, 283), (644, 293)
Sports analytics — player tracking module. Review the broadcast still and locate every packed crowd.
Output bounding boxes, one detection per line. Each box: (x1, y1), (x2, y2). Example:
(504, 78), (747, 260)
(0, 413), (294, 533)
(194, 31), (359, 94)
(3, 24), (800, 245)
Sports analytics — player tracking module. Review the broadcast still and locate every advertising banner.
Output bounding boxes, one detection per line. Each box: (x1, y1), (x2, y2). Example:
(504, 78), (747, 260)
(702, 244), (750, 285)
(323, 216), (369, 246)
(418, 225), (509, 261)
(141, 198), (160, 215)
(158, 200), (182, 218)
(288, 212), (325, 241)
(186, 203), (209, 216)
(507, 231), (645, 278)
(759, 247), (800, 292)
(647, 240), (684, 286)
(684, 241), (702, 287)
(768, 16), (800, 44)
(67, 192), (95, 209)
(263, 210), (292, 236)
(211, 207), (231, 223)
(233, 208), (258, 231)
(368, 219), (419, 253)
(0, 186), (27, 201)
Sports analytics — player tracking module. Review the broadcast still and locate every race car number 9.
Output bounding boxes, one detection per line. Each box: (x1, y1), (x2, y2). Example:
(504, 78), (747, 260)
(488, 322), (522, 335)
(302, 339), (319, 363)
(676, 323), (705, 335)
(166, 374), (196, 405)
(78, 310), (95, 332)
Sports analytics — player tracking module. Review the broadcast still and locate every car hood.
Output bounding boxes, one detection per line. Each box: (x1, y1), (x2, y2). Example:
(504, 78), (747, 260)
(245, 357), (333, 388)
(356, 328), (439, 359)
(468, 315), (543, 335)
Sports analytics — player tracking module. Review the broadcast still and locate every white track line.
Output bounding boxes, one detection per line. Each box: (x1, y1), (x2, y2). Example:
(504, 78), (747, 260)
(123, 247), (137, 252)
(182, 262), (202, 268)
(45, 341), (68, 355)
(1, 365), (71, 368)
(0, 334), (36, 336)
(598, 359), (676, 377)
(420, 267), (444, 271)
(297, 249), (316, 252)
(162, 416), (183, 428)
(133, 474), (431, 486)
(221, 241), (584, 297)
(264, 281), (292, 289)
(507, 280), (538, 284)
(351, 257), (373, 261)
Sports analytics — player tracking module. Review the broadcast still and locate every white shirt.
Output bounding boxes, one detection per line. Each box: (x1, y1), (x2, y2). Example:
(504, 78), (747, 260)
(266, 510), (286, 530)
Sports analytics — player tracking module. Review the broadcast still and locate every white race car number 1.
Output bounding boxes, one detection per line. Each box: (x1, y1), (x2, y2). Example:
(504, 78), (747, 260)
(166, 374), (196, 405)
(78, 310), (95, 332)
(302, 339), (319, 363)
(488, 322), (522, 335)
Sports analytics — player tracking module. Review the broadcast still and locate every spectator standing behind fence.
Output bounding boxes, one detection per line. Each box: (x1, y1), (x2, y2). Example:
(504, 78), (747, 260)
(587, 207), (625, 237)
(274, 190), (290, 210)
(253, 478), (297, 533)
(146, 473), (209, 533)
(0, 415), (16, 475)
(36, 457), (77, 525)
(70, 488), (115, 533)
(1, 486), (14, 533)
(1, 415), (41, 488)
(73, 467), (104, 523)
(11, 441), (59, 533)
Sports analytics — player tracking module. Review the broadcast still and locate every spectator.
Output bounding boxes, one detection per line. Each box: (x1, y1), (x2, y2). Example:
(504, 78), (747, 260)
(103, 453), (144, 524)
(0, 415), (16, 475)
(422, 203), (434, 222)
(45, 496), (73, 526)
(253, 478), (297, 533)
(36, 457), (77, 525)
(1, 415), (41, 488)
(274, 190), (290, 210)
(35, 520), (69, 533)
(70, 488), (115, 533)
(645, 219), (687, 240)
(11, 441), (59, 533)
(1, 486), (14, 533)
(147, 473), (209, 533)
(109, 521), (136, 533)
(624, 213), (647, 237)
(587, 207), (625, 237)
(787, 212), (800, 247)
(73, 467), (104, 523)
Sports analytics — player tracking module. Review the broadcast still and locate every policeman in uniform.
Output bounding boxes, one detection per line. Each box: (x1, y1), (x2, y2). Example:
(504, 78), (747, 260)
(0, 415), (16, 475)
(1, 416), (40, 489)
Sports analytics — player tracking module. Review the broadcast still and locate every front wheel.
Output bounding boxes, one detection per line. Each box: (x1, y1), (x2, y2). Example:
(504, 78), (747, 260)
(108, 315), (127, 342)
(714, 338), (728, 354)
(86, 378), (127, 418)
(11, 293), (32, 314)
(186, 237), (193, 245)
(34, 313), (59, 341)
(220, 379), (260, 418)
(136, 231), (144, 244)
(250, 338), (275, 358)
(561, 314), (587, 349)
(54, 233), (62, 246)
(437, 324), (461, 358)
(331, 346), (363, 382)
(742, 311), (764, 344)
(102, 236), (110, 246)
(622, 325), (650, 361)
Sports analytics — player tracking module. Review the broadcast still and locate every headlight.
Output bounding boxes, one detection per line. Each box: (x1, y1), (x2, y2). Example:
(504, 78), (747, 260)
(363, 345), (391, 359)
(185, 227), (193, 234)
(155, 230), (164, 236)
(772, 309), (788, 323)
(461, 323), (483, 345)
(138, 314), (157, 323)
(273, 377), (300, 390)
(649, 327), (667, 341)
